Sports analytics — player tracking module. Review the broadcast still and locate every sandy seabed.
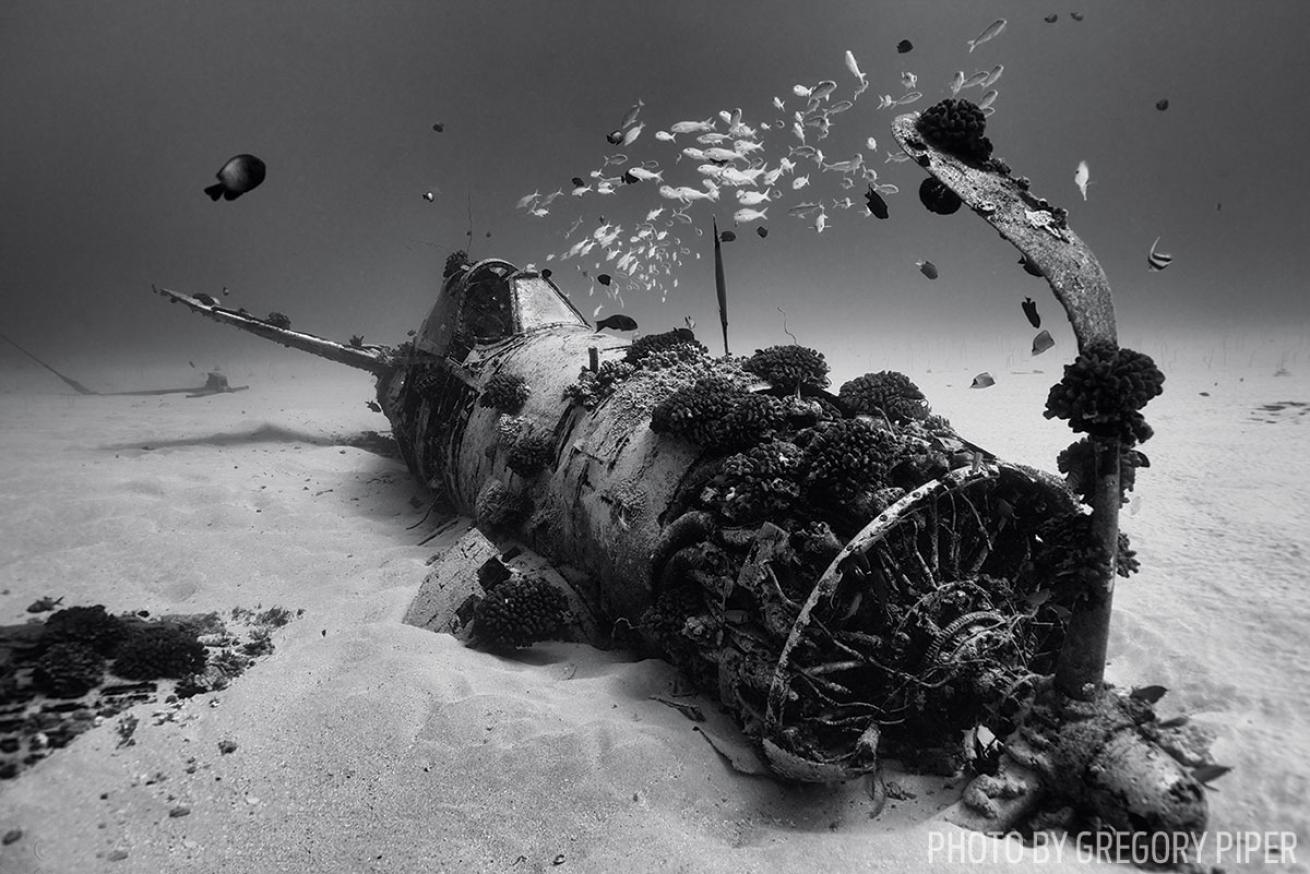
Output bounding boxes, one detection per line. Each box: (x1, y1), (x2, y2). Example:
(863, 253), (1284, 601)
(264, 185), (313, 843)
(0, 344), (1306, 874)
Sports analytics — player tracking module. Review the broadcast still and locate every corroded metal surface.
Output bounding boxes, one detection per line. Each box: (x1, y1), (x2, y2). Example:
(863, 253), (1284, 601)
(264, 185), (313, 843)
(890, 114), (1117, 350)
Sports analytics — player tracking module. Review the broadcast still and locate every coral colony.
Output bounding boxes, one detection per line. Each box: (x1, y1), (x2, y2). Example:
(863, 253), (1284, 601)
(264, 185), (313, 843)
(1, 605), (296, 779)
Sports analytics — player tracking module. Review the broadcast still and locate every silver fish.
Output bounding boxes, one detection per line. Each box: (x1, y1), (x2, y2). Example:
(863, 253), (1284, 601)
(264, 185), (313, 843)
(620, 122), (645, 147)
(703, 147), (746, 163)
(810, 80), (838, 101)
(619, 99), (644, 129)
(1074, 160), (1090, 200)
(967, 18), (1007, 53)
(1147, 236), (1174, 271)
(822, 154), (864, 173)
(670, 117), (716, 134)
(844, 50), (866, 84)
(735, 188), (773, 206)
(889, 91), (922, 108)
(624, 167), (662, 183)
(719, 166), (765, 186)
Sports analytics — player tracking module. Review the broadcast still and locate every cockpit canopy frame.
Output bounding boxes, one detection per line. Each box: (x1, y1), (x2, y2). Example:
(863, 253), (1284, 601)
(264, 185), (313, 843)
(414, 258), (590, 361)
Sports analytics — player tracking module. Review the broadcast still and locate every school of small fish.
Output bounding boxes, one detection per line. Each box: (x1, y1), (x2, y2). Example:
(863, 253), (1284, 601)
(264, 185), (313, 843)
(509, 35), (986, 302)
(510, 11), (1199, 328)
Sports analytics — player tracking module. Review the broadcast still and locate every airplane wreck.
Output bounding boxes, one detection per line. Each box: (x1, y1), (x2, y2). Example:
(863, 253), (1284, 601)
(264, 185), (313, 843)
(153, 100), (1221, 860)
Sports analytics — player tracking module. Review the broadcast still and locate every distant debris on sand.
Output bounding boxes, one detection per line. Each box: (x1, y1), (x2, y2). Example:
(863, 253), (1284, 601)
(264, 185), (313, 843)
(0, 332), (246, 397)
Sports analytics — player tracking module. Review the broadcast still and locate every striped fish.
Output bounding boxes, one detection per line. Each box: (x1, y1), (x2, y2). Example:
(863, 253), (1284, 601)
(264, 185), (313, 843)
(1147, 236), (1174, 271)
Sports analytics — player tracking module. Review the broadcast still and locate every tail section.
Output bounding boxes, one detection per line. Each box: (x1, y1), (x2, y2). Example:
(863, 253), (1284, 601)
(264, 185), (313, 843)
(204, 183), (224, 201)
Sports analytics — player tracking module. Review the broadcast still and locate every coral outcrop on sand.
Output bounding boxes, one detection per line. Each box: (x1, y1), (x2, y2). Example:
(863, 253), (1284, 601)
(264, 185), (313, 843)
(112, 625), (208, 681)
(470, 576), (569, 651)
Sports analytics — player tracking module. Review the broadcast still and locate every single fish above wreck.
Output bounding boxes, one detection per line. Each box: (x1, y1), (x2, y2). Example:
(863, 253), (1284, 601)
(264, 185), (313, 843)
(152, 108), (1217, 853)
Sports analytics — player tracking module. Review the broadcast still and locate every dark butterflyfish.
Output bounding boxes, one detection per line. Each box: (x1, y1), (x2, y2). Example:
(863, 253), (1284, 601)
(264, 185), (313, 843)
(1147, 236), (1174, 271)
(1022, 296), (1041, 328)
(1032, 329), (1055, 356)
(864, 185), (889, 219)
(1018, 255), (1044, 277)
(431, 122), (445, 132)
(756, 226), (769, 238)
(597, 273), (613, 287)
(596, 314), (638, 331)
(1192, 765), (1232, 789)
(1155, 98), (1169, 111)
(971, 372), (995, 389)
(1044, 13), (1058, 22)
(606, 129), (624, 145)
(204, 154), (266, 201)
(1070, 11), (1084, 21)
(1129, 684), (1167, 704)
(422, 191), (435, 202)
(719, 230), (737, 242)
(897, 39), (913, 53)
(572, 176), (586, 187)
(916, 259), (938, 280)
